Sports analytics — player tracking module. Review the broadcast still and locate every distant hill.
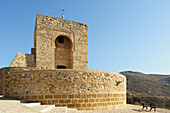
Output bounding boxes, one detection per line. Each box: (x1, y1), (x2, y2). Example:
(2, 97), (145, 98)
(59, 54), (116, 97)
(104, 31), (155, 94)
(120, 71), (170, 109)
(120, 71), (170, 97)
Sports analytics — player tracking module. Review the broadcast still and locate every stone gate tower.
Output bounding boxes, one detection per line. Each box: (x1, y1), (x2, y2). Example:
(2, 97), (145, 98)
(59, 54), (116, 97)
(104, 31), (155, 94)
(32, 14), (88, 70)
(10, 14), (88, 70)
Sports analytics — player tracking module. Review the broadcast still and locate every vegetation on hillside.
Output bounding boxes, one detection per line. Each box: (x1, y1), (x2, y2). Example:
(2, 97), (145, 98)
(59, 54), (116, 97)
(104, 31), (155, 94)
(120, 71), (170, 109)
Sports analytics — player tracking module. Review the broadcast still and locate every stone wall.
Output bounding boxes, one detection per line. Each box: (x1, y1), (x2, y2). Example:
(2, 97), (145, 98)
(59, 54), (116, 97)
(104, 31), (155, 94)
(0, 72), (4, 94)
(3, 69), (126, 110)
(0, 67), (38, 94)
(34, 14), (88, 70)
(9, 52), (35, 67)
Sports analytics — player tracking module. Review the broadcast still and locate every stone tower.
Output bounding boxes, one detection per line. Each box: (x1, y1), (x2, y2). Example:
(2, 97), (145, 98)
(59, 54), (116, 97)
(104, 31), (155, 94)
(10, 14), (88, 70)
(1, 14), (126, 110)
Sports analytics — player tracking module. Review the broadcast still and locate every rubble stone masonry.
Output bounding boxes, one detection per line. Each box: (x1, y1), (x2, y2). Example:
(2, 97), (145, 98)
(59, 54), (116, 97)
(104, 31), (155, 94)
(34, 14), (88, 69)
(10, 14), (88, 70)
(2, 69), (126, 110)
(10, 52), (35, 67)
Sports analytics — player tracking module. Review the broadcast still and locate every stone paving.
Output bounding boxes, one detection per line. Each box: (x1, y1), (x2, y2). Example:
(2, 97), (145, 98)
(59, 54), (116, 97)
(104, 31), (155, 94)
(81, 104), (170, 113)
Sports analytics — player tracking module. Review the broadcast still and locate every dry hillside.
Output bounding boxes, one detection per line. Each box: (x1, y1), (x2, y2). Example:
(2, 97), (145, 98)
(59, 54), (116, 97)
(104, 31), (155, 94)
(120, 71), (170, 109)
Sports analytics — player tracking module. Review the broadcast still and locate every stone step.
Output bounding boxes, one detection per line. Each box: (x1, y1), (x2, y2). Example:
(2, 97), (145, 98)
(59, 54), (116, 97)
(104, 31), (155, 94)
(0, 101), (40, 113)
(67, 108), (80, 113)
(27, 104), (55, 113)
(0, 95), (81, 113)
(24, 103), (41, 107)
(47, 107), (67, 113)
(0, 110), (4, 113)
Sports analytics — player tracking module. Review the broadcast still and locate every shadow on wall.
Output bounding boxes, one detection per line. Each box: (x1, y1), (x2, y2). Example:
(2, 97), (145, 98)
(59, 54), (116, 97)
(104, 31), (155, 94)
(25, 54), (35, 67)
(0, 78), (3, 95)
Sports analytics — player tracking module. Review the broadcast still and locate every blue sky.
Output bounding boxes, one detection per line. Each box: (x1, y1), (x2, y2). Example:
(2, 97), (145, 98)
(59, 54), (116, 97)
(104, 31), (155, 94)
(1, 0), (170, 74)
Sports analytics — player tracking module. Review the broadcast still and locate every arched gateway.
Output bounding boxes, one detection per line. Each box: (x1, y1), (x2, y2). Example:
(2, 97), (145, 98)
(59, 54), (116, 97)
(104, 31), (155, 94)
(55, 35), (73, 69)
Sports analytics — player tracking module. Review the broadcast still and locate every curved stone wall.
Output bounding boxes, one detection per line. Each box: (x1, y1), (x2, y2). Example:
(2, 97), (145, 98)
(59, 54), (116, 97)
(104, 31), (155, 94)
(3, 69), (126, 110)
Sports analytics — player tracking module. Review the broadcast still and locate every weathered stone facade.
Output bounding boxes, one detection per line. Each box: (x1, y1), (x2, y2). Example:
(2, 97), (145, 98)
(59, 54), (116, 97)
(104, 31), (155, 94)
(0, 14), (126, 110)
(10, 14), (88, 70)
(3, 69), (126, 110)
(10, 52), (35, 67)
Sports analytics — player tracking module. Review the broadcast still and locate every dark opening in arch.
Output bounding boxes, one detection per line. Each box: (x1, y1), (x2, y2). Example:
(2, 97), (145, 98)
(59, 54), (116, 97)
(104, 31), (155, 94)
(57, 36), (64, 43)
(57, 65), (66, 69)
